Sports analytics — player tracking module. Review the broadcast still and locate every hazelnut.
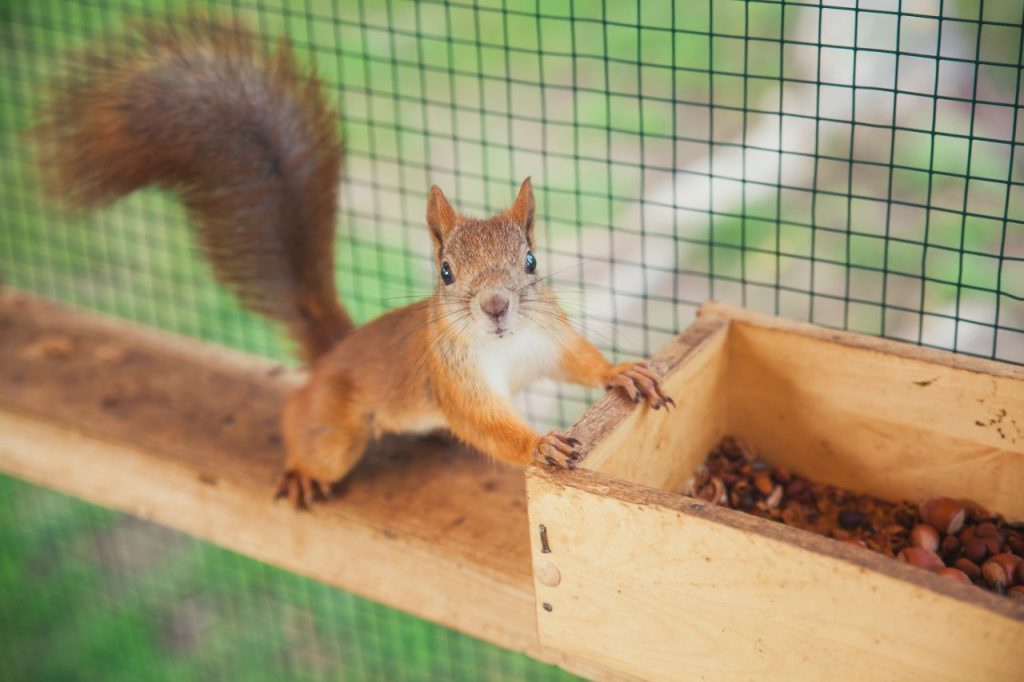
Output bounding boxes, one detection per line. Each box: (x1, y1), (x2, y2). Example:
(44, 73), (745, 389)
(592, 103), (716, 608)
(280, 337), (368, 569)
(982, 536), (1004, 555)
(936, 567), (972, 585)
(939, 535), (961, 559)
(753, 473), (773, 496)
(975, 522), (1003, 540)
(898, 547), (944, 572)
(696, 476), (726, 505)
(981, 559), (1009, 594)
(953, 558), (981, 581)
(963, 537), (990, 564)
(910, 524), (940, 553)
(919, 498), (965, 535)
(988, 553), (1022, 586)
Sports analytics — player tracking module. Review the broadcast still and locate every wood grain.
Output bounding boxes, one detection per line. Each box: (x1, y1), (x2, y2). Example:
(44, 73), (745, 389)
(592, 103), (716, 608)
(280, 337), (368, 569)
(698, 300), (1024, 381)
(574, 313), (730, 491)
(0, 291), (626, 682)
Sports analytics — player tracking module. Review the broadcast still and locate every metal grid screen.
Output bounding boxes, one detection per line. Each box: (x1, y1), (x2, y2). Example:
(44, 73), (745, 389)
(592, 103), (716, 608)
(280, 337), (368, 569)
(1, 0), (1022, 679)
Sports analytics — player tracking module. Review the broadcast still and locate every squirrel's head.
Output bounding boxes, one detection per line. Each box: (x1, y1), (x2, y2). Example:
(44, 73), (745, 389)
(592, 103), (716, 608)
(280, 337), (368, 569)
(426, 178), (545, 339)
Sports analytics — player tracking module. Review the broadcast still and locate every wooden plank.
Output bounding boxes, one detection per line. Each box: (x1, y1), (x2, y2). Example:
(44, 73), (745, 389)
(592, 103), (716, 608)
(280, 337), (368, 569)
(0, 291), (626, 681)
(527, 466), (1024, 682)
(720, 315), (1024, 521)
(698, 300), (1024, 380)
(575, 313), (730, 492)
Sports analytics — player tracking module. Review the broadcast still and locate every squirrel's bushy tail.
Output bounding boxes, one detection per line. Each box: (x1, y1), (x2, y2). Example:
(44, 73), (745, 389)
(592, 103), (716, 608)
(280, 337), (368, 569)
(38, 16), (352, 362)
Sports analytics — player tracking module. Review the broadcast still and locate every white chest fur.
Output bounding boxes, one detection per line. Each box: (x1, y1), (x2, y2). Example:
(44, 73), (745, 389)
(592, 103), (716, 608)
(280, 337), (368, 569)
(472, 325), (562, 397)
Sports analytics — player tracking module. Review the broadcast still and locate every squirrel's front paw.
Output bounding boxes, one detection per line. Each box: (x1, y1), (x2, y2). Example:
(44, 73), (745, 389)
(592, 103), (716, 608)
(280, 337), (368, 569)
(273, 468), (333, 510)
(606, 361), (675, 410)
(534, 431), (583, 470)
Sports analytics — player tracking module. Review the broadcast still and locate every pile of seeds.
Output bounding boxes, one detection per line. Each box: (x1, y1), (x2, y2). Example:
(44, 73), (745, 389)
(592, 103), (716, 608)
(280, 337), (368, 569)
(684, 437), (1024, 602)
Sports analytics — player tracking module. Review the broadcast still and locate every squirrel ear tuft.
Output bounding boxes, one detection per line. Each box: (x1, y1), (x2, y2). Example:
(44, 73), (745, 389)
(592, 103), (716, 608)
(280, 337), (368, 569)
(426, 185), (458, 249)
(508, 177), (535, 247)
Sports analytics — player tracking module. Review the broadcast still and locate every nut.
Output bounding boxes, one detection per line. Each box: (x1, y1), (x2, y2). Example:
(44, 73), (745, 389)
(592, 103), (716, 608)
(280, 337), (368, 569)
(910, 524), (940, 553)
(953, 558), (981, 581)
(962, 538), (990, 564)
(982, 536), (1004, 555)
(939, 534), (961, 559)
(696, 476), (726, 505)
(981, 559), (1009, 594)
(919, 498), (965, 535)
(988, 553), (1022, 586)
(898, 547), (944, 572)
(936, 567), (972, 585)
(1009, 585), (1024, 604)
(691, 438), (1019, 601)
(976, 521), (998, 536)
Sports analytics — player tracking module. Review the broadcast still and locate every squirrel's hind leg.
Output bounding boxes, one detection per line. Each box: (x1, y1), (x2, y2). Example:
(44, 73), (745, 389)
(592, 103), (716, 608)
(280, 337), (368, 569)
(275, 373), (371, 509)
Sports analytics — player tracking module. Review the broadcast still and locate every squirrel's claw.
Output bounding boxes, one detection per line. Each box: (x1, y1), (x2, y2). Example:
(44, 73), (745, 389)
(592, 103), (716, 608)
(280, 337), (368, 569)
(535, 431), (584, 470)
(606, 361), (674, 410)
(273, 469), (332, 510)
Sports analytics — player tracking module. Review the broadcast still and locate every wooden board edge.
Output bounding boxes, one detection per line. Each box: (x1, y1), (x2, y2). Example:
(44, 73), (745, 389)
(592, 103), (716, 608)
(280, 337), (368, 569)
(0, 404), (537, 648)
(564, 313), (731, 472)
(697, 300), (1024, 380)
(527, 465), (1024, 624)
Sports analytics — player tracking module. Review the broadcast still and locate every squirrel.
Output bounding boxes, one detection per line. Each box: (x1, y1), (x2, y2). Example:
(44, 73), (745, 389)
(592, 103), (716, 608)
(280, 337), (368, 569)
(37, 16), (673, 508)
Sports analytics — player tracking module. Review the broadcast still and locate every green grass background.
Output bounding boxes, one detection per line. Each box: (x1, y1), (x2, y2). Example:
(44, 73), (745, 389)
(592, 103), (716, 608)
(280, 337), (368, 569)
(1, 0), (1022, 679)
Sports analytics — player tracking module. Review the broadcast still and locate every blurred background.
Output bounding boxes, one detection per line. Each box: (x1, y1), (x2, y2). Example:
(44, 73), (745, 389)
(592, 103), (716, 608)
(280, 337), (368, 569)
(1, 0), (1021, 679)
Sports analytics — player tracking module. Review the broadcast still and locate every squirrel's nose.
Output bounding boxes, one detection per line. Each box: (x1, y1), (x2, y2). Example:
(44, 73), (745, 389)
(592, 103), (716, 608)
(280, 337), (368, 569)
(481, 294), (510, 321)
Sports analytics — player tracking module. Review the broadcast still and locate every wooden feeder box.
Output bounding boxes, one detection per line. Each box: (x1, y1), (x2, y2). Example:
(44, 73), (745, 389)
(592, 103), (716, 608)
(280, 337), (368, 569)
(527, 302), (1024, 681)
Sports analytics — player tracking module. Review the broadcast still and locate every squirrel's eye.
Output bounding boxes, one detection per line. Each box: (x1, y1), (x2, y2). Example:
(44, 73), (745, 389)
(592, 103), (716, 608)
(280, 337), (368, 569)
(440, 261), (455, 285)
(525, 251), (537, 274)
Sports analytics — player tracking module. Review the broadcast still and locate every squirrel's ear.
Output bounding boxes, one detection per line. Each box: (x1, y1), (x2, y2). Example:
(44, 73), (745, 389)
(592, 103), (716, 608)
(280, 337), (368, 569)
(507, 177), (535, 247)
(426, 185), (458, 250)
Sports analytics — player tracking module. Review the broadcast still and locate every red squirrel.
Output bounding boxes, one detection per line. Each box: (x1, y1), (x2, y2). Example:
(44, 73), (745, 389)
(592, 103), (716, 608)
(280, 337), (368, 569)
(38, 17), (672, 508)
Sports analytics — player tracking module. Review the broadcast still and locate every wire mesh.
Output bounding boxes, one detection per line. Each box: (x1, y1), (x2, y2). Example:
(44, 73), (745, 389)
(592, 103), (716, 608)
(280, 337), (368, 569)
(0, 474), (571, 681)
(1, 0), (1022, 679)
